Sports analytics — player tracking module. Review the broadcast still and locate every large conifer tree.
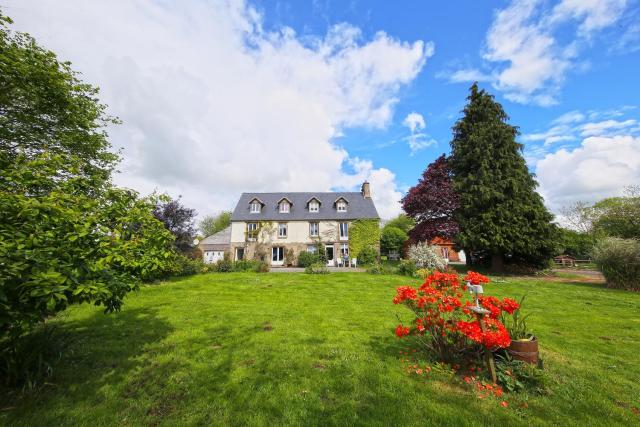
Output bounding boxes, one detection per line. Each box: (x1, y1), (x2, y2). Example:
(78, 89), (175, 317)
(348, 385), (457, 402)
(449, 83), (557, 270)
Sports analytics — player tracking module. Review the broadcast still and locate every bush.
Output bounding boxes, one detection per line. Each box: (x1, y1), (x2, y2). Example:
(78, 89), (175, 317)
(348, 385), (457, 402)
(297, 251), (320, 268)
(416, 268), (434, 279)
(305, 263), (330, 274)
(253, 261), (270, 273)
(407, 242), (446, 270)
(172, 255), (204, 276)
(0, 324), (68, 390)
(396, 260), (418, 277)
(232, 260), (256, 272)
(357, 246), (378, 266)
(591, 237), (640, 290)
(214, 258), (234, 273)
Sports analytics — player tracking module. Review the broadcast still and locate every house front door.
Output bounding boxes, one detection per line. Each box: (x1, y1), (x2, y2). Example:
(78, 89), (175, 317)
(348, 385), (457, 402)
(271, 246), (284, 266)
(325, 245), (334, 267)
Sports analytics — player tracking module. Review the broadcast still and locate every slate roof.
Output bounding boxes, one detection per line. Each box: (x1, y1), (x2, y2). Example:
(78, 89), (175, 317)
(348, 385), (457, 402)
(231, 192), (379, 221)
(199, 226), (231, 249)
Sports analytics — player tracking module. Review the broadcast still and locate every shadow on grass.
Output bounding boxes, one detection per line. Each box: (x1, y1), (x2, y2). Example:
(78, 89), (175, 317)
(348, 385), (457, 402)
(0, 306), (174, 425)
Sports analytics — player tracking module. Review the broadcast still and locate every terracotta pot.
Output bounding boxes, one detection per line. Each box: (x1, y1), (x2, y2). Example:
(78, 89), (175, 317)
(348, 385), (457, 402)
(508, 336), (539, 365)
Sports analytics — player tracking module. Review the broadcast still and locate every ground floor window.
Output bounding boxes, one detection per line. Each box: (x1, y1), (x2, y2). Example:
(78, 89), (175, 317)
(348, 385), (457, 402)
(307, 245), (317, 253)
(340, 244), (349, 257)
(235, 247), (245, 261)
(272, 246), (284, 262)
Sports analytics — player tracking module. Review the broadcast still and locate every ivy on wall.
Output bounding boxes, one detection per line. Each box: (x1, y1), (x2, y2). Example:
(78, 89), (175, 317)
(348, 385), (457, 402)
(349, 219), (381, 257)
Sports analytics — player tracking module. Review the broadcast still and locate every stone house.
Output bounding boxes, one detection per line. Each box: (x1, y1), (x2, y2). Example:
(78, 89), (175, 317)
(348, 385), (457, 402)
(223, 182), (379, 266)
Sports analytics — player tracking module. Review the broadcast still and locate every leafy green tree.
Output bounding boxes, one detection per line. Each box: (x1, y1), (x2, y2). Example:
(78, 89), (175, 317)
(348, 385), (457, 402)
(558, 229), (596, 259)
(384, 214), (415, 234)
(199, 211), (232, 237)
(0, 13), (175, 366)
(0, 13), (118, 186)
(381, 226), (408, 255)
(591, 188), (640, 239)
(449, 84), (558, 270)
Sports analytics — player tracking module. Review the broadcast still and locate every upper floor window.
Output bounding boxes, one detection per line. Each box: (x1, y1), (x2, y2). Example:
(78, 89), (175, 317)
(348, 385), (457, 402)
(339, 222), (349, 240)
(279, 201), (290, 213)
(250, 201), (261, 213)
(337, 201), (347, 212)
(247, 222), (258, 240)
(309, 201), (319, 212)
(278, 222), (288, 238)
(309, 222), (319, 237)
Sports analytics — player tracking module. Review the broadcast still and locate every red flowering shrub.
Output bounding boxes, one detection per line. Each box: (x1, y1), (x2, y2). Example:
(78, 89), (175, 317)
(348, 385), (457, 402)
(393, 271), (518, 363)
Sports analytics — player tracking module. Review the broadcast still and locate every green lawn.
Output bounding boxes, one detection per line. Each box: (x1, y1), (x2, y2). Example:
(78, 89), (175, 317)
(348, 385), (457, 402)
(2, 272), (639, 426)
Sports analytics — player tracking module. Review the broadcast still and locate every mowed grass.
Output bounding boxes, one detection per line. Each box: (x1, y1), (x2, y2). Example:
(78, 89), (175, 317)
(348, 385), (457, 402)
(1, 272), (639, 426)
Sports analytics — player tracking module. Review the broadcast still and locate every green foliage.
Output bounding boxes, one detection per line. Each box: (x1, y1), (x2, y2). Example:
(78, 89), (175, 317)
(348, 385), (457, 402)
(0, 12), (118, 184)
(367, 263), (396, 275)
(357, 246), (378, 265)
(305, 263), (330, 274)
(349, 219), (380, 259)
(558, 229), (596, 259)
(449, 84), (558, 269)
(380, 226), (408, 255)
(0, 324), (68, 390)
(199, 211), (232, 237)
(495, 354), (547, 395)
(591, 237), (640, 291)
(252, 261), (270, 273)
(297, 251), (320, 268)
(285, 248), (295, 267)
(0, 154), (176, 343)
(214, 259), (234, 273)
(384, 214), (415, 234)
(396, 260), (418, 277)
(171, 256), (204, 277)
(502, 296), (531, 340)
(591, 191), (640, 239)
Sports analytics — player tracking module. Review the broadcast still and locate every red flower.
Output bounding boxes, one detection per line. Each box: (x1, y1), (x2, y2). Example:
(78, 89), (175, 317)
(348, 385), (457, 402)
(395, 325), (410, 337)
(393, 286), (418, 304)
(464, 271), (490, 285)
(500, 298), (520, 314)
(500, 401), (508, 408)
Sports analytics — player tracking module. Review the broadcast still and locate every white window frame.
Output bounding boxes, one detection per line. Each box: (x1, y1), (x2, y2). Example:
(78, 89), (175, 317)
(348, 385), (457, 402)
(279, 201), (290, 213)
(278, 222), (287, 238)
(272, 246), (284, 264)
(337, 201), (347, 212)
(339, 222), (349, 240)
(250, 202), (261, 213)
(309, 201), (319, 212)
(247, 222), (258, 241)
(309, 222), (319, 237)
(307, 245), (317, 254)
(340, 244), (349, 257)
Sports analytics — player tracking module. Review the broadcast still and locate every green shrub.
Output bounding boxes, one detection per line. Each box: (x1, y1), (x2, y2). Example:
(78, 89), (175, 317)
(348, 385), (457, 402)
(232, 260), (256, 272)
(172, 255), (204, 276)
(297, 251), (319, 268)
(367, 263), (384, 274)
(357, 246), (378, 266)
(305, 263), (329, 274)
(407, 242), (446, 270)
(214, 259), (234, 273)
(396, 260), (418, 277)
(0, 324), (68, 390)
(253, 261), (270, 273)
(495, 353), (548, 394)
(591, 237), (640, 290)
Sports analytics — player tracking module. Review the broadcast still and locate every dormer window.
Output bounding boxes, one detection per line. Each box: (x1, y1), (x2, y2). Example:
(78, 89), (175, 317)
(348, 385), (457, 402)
(250, 201), (261, 213)
(337, 201), (347, 212)
(309, 200), (319, 213)
(279, 201), (290, 213)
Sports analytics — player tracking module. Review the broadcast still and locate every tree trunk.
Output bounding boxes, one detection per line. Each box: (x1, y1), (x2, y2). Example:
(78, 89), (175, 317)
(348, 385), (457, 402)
(491, 253), (504, 272)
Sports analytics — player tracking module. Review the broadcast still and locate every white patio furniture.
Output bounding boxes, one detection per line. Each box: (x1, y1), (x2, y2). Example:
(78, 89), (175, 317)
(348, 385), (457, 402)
(351, 258), (357, 268)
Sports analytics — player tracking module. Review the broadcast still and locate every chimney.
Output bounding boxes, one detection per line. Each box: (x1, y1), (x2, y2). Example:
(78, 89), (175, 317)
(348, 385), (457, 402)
(361, 181), (371, 198)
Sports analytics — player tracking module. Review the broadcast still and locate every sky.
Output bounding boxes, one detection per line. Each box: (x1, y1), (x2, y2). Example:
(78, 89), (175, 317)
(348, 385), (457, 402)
(3, 0), (640, 219)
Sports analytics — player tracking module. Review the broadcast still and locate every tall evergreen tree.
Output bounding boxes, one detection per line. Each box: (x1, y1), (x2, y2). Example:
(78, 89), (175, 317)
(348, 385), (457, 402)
(449, 83), (557, 270)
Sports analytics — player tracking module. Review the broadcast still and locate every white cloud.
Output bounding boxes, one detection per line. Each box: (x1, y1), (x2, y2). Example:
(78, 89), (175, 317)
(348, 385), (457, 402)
(536, 135), (640, 211)
(446, 69), (493, 83)
(402, 112), (426, 133)
(401, 112), (436, 154)
(451, 0), (628, 105)
(579, 119), (638, 136)
(5, 0), (432, 219)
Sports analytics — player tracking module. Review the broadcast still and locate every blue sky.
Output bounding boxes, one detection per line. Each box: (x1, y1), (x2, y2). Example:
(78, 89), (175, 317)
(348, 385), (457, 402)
(256, 0), (640, 203)
(5, 0), (640, 218)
